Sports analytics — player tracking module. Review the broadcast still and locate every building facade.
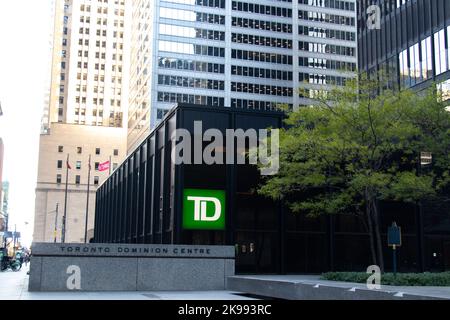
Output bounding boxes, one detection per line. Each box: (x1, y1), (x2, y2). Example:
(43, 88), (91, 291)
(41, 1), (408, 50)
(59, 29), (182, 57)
(358, 0), (450, 272)
(358, 0), (450, 94)
(127, 0), (358, 153)
(43, 0), (131, 129)
(96, 102), (450, 274)
(33, 0), (131, 243)
(34, 124), (126, 243)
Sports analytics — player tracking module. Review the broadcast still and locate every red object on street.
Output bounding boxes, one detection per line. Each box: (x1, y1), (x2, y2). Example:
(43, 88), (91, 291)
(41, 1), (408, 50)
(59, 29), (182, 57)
(98, 161), (110, 172)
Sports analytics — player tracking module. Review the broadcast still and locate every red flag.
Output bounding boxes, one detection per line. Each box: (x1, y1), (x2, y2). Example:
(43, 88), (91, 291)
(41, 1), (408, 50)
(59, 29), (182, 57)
(67, 161), (72, 170)
(98, 161), (110, 172)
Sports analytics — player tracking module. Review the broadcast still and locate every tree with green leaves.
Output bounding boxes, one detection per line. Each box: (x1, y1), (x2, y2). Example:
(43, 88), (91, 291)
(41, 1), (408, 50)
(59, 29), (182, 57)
(258, 74), (450, 272)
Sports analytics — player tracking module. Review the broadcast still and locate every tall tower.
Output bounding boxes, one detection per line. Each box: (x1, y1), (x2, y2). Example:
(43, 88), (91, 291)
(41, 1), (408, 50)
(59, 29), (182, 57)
(33, 0), (131, 243)
(127, 0), (357, 153)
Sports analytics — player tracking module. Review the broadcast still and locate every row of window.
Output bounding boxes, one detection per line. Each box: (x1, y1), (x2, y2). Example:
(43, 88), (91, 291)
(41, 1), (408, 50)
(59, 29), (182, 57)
(398, 27), (446, 89)
(298, 0), (355, 12)
(160, 7), (225, 25)
(158, 57), (225, 74)
(231, 82), (293, 97)
(75, 97), (122, 106)
(80, 16), (125, 27)
(231, 49), (293, 65)
(157, 91), (225, 106)
(75, 85), (121, 94)
(299, 72), (350, 86)
(159, 24), (225, 41)
(56, 174), (101, 186)
(232, 1), (292, 18)
(298, 10), (355, 26)
(57, 160), (117, 172)
(231, 98), (290, 110)
(80, 4), (124, 16)
(231, 65), (293, 81)
(159, 40), (225, 57)
(76, 73), (122, 83)
(78, 48), (117, 61)
(299, 26), (355, 42)
(299, 57), (356, 72)
(232, 33), (292, 49)
(79, 16), (125, 28)
(299, 41), (356, 57)
(79, 28), (124, 38)
(75, 108), (121, 118)
(232, 17), (292, 34)
(157, 75), (225, 91)
(77, 49), (123, 62)
(77, 61), (123, 70)
(57, 146), (119, 156)
(162, 0), (225, 8)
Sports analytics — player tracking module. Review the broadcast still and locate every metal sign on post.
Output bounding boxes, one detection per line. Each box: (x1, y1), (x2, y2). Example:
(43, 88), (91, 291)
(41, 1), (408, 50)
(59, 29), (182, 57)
(420, 152), (432, 166)
(388, 222), (401, 277)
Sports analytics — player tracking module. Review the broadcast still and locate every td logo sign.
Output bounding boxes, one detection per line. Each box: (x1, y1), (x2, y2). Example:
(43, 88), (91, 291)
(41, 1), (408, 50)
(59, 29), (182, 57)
(183, 189), (226, 230)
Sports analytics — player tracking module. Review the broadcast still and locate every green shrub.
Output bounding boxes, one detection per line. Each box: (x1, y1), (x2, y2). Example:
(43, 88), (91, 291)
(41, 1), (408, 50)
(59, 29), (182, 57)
(321, 272), (450, 286)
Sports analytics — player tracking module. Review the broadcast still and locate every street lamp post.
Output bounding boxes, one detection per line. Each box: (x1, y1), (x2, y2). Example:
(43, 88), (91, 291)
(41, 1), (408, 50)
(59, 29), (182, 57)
(54, 203), (59, 243)
(13, 224), (17, 258)
(417, 152), (432, 273)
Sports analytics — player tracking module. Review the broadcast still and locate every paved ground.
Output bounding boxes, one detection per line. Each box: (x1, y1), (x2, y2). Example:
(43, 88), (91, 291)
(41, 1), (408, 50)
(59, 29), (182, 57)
(3, 267), (449, 300)
(233, 275), (450, 300)
(0, 266), (254, 300)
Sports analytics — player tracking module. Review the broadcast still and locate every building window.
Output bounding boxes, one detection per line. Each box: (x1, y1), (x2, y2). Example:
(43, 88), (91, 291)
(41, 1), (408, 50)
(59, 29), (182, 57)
(95, 162), (100, 171)
(96, 148), (101, 155)
(75, 175), (81, 185)
(57, 175), (62, 184)
(58, 146), (64, 153)
(76, 161), (82, 170)
(77, 147), (82, 154)
(94, 176), (100, 185)
(113, 163), (118, 170)
(57, 160), (63, 169)
(434, 29), (448, 76)
(114, 149), (119, 156)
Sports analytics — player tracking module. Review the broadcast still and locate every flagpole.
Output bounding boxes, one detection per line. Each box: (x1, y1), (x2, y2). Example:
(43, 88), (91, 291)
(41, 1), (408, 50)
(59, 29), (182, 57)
(109, 155), (112, 175)
(62, 154), (69, 243)
(84, 155), (91, 243)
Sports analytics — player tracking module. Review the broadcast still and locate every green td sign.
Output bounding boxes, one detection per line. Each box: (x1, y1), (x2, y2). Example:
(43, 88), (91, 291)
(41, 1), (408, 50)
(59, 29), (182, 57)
(183, 189), (226, 230)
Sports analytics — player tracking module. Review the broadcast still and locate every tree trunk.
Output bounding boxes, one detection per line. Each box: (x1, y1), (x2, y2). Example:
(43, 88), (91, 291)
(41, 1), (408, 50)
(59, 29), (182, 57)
(372, 199), (385, 273)
(365, 189), (378, 266)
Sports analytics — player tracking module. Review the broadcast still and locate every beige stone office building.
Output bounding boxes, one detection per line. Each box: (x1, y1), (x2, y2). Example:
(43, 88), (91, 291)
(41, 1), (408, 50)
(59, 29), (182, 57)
(34, 124), (126, 243)
(33, 0), (131, 243)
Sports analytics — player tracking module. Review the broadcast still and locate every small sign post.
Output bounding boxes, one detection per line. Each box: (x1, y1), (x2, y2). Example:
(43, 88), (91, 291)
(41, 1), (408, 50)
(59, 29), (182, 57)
(388, 222), (402, 277)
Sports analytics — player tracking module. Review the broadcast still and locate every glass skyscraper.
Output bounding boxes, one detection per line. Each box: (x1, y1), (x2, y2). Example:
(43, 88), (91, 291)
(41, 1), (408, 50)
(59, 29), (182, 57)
(127, 0), (358, 153)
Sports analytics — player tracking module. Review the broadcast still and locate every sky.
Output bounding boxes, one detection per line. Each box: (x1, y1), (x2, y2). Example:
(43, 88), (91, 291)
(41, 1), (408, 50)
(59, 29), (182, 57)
(0, 1), (53, 246)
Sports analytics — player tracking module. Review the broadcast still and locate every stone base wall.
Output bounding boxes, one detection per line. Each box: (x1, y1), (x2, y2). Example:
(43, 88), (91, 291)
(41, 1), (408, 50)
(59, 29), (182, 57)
(29, 243), (235, 292)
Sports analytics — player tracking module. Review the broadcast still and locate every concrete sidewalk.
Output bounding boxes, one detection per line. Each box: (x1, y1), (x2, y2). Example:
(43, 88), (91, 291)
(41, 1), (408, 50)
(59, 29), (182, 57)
(229, 275), (450, 300)
(3, 267), (449, 300)
(0, 267), (254, 300)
